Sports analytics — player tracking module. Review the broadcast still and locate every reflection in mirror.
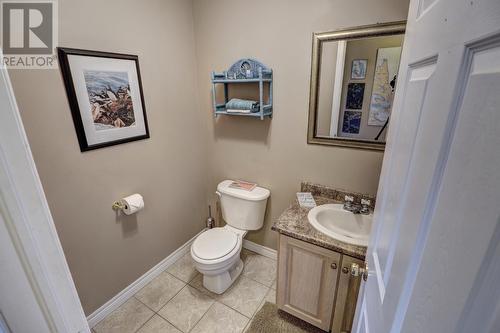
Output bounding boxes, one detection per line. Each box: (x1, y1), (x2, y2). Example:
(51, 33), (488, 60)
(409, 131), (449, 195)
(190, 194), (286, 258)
(308, 21), (406, 150)
(317, 35), (404, 141)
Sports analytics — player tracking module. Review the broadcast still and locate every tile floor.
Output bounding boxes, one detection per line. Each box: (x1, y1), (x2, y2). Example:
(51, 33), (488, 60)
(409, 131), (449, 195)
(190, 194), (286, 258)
(92, 249), (277, 333)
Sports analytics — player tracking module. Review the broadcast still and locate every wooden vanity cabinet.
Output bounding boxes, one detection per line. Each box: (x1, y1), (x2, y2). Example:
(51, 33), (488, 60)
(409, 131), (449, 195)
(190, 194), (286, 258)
(277, 234), (341, 331)
(277, 234), (364, 332)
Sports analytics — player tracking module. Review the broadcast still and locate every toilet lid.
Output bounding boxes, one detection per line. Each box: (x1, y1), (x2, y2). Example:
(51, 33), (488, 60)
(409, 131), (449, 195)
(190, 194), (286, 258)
(192, 228), (239, 260)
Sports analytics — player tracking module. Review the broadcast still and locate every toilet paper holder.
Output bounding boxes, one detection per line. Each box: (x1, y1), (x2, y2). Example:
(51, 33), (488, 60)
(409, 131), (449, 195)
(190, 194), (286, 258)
(111, 194), (144, 215)
(112, 201), (127, 211)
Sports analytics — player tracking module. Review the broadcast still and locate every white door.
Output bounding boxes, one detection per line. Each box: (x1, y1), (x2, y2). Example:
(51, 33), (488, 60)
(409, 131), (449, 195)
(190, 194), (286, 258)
(0, 52), (90, 332)
(0, 213), (52, 332)
(355, 0), (500, 332)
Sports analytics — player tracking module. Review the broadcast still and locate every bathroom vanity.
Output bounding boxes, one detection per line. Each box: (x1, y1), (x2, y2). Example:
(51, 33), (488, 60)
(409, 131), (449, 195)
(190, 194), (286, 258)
(272, 183), (374, 332)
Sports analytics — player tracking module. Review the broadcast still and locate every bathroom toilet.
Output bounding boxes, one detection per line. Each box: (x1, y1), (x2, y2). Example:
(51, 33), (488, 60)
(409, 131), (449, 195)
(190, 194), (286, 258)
(190, 180), (270, 294)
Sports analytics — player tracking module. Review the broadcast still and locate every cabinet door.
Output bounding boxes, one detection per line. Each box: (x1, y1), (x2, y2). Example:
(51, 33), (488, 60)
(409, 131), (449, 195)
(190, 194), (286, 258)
(331, 255), (364, 333)
(277, 235), (341, 331)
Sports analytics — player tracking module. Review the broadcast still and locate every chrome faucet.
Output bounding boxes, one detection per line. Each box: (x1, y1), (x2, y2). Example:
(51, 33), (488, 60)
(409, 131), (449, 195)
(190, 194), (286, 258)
(343, 195), (358, 213)
(360, 199), (371, 215)
(343, 195), (371, 215)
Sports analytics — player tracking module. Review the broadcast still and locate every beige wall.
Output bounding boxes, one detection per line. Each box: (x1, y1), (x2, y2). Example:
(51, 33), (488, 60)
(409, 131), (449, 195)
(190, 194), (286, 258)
(9, 0), (208, 314)
(193, 0), (410, 250)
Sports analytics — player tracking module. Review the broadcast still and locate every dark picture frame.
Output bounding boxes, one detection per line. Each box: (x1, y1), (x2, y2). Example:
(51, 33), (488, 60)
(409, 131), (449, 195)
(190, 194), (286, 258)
(345, 83), (365, 109)
(57, 47), (149, 152)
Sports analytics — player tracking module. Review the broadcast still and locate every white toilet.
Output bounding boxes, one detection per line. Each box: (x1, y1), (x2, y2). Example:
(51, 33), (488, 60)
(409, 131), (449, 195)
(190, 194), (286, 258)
(190, 180), (270, 294)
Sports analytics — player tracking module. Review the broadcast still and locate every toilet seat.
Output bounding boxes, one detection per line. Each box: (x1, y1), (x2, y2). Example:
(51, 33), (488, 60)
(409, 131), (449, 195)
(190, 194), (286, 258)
(192, 228), (238, 260)
(191, 226), (244, 266)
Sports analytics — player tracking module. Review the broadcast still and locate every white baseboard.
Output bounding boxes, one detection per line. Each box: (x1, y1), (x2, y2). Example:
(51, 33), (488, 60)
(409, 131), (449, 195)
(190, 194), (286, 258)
(87, 228), (206, 328)
(243, 239), (277, 260)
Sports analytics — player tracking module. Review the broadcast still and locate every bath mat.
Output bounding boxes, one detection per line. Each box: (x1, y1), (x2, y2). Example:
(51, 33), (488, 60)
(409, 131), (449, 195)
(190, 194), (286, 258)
(246, 302), (327, 333)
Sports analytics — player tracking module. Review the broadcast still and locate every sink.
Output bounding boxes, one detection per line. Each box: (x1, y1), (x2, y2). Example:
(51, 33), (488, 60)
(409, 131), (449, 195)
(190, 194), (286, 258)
(307, 204), (373, 246)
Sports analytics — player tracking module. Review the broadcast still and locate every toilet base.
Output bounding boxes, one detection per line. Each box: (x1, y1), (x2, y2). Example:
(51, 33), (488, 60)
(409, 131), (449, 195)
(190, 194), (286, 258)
(203, 259), (244, 294)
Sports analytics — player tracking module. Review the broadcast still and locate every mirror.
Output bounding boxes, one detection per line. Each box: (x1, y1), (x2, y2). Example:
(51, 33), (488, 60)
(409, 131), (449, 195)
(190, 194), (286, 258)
(308, 21), (406, 150)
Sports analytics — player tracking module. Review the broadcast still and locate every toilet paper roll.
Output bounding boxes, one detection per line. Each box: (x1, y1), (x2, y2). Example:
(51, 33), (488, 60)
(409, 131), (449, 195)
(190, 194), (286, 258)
(120, 194), (144, 215)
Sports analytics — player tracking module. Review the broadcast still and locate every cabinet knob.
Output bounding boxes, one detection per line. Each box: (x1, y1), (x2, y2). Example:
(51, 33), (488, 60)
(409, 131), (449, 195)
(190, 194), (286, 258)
(331, 263), (337, 269)
(342, 267), (349, 274)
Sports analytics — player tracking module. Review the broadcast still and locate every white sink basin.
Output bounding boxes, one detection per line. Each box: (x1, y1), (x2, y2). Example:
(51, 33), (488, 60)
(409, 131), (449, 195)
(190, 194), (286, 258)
(307, 204), (373, 246)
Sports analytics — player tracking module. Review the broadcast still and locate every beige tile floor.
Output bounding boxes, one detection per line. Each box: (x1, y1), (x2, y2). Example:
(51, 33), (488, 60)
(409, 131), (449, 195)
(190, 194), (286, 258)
(92, 249), (277, 333)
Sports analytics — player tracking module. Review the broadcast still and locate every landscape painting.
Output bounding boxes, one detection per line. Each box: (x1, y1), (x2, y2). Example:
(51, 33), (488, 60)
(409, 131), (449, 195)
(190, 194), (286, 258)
(368, 46), (402, 126)
(58, 47), (149, 152)
(84, 70), (135, 131)
(345, 83), (365, 109)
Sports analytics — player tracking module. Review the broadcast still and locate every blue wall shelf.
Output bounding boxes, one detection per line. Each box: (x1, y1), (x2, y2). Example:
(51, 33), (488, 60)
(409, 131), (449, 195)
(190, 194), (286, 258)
(211, 58), (273, 120)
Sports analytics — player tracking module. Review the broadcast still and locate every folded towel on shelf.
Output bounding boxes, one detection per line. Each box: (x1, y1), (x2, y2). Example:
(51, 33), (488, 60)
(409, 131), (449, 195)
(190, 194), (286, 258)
(226, 98), (259, 112)
(226, 109), (252, 113)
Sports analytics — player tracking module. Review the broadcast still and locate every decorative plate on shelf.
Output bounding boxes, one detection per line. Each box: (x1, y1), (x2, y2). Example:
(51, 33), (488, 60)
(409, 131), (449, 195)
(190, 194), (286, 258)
(227, 58), (269, 79)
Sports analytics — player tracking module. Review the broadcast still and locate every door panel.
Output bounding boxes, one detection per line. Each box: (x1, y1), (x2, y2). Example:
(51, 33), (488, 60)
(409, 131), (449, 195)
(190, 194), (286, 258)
(372, 58), (437, 294)
(277, 235), (340, 331)
(417, 0), (439, 17)
(0, 213), (50, 333)
(400, 36), (500, 333)
(355, 0), (500, 332)
(288, 246), (324, 314)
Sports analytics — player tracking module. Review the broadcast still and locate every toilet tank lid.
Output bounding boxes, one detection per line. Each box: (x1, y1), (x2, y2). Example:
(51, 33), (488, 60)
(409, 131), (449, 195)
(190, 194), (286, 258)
(217, 180), (270, 201)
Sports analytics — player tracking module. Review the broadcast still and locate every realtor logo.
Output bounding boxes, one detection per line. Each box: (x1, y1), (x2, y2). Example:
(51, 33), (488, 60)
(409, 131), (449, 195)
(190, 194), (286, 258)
(1, 0), (57, 68)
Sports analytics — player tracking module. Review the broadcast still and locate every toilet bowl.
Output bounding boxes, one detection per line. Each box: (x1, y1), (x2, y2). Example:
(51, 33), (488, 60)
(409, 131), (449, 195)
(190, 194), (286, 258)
(191, 225), (246, 294)
(191, 180), (270, 294)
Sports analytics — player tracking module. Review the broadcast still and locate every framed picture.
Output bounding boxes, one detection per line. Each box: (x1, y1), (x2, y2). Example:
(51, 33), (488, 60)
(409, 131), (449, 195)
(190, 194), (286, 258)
(368, 46), (402, 126)
(351, 59), (367, 79)
(342, 110), (362, 134)
(345, 82), (365, 109)
(57, 47), (149, 151)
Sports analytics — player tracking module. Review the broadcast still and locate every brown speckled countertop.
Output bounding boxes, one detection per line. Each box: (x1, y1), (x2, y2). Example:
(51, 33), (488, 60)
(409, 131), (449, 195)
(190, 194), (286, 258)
(271, 183), (374, 260)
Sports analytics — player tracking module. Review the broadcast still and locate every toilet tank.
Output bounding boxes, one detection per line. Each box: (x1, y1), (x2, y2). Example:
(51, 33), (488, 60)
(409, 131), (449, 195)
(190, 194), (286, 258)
(216, 180), (270, 230)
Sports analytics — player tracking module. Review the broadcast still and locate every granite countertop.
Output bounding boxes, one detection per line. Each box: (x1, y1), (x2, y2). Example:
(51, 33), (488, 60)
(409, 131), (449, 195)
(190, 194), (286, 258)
(272, 183), (373, 260)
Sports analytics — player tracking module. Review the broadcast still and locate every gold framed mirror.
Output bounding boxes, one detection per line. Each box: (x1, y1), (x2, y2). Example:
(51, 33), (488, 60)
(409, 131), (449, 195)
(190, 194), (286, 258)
(307, 21), (406, 150)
